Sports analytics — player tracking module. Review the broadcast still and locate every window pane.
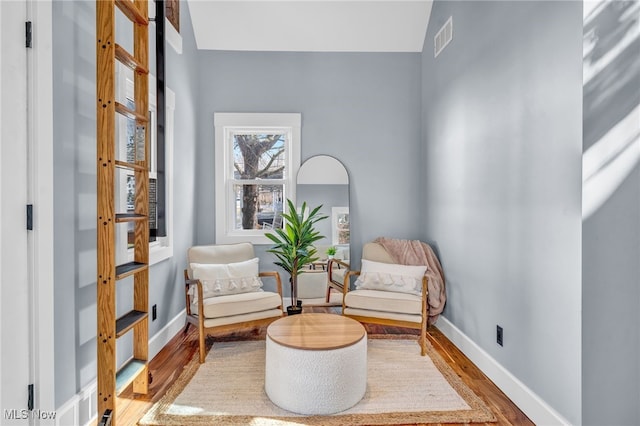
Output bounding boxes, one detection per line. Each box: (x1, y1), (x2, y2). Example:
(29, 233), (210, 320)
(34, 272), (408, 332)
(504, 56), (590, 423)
(233, 134), (285, 180)
(149, 178), (158, 241)
(126, 175), (135, 212)
(126, 175), (135, 249)
(233, 184), (283, 230)
(337, 212), (350, 244)
(124, 98), (146, 164)
(126, 175), (158, 245)
(126, 98), (136, 163)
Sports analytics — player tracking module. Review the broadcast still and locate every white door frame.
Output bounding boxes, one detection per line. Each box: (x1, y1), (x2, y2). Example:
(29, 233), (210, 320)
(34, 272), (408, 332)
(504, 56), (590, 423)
(0, 0), (54, 423)
(27, 0), (55, 421)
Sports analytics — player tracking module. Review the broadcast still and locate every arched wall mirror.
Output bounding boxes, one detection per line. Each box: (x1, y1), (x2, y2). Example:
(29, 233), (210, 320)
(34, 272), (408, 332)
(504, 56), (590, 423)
(296, 155), (350, 306)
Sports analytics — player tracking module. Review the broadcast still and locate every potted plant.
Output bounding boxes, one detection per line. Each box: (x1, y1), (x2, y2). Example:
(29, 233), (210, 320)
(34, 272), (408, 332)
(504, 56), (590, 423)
(326, 246), (337, 259)
(265, 199), (327, 315)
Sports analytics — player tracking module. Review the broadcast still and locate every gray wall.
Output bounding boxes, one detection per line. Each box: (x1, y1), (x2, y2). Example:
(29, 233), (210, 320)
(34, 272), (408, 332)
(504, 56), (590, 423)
(194, 51), (423, 272)
(53, 0), (95, 407)
(52, 0), (199, 408)
(421, 1), (583, 423)
(582, 1), (640, 424)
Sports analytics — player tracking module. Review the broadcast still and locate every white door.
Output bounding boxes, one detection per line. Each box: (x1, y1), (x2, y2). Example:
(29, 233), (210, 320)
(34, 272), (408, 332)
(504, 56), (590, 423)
(2, 0), (54, 423)
(0, 0), (32, 424)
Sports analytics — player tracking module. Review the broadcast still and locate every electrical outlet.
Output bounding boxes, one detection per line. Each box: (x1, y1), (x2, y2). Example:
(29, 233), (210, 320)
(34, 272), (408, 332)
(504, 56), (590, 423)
(496, 325), (503, 346)
(152, 304), (157, 321)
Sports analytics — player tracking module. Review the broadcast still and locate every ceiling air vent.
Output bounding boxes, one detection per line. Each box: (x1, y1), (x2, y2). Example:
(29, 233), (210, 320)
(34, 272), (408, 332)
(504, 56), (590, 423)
(434, 16), (453, 58)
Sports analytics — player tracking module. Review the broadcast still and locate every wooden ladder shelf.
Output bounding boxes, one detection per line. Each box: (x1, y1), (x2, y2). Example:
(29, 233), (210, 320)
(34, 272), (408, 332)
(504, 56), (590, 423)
(96, 1), (150, 424)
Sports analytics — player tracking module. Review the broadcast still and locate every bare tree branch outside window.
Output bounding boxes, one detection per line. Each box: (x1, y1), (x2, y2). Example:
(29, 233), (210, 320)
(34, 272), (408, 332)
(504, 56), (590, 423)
(233, 134), (286, 229)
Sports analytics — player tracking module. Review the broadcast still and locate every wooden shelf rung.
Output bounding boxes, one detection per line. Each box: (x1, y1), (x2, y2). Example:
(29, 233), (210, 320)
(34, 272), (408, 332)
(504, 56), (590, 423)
(115, 0), (148, 26)
(115, 101), (148, 122)
(115, 213), (146, 223)
(115, 44), (149, 75)
(115, 359), (147, 395)
(115, 160), (146, 172)
(116, 310), (147, 338)
(115, 261), (148, 280)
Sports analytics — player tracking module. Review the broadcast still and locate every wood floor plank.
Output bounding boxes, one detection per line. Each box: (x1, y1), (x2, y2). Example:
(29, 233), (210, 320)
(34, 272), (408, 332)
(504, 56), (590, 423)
(96, 307), (534, 426)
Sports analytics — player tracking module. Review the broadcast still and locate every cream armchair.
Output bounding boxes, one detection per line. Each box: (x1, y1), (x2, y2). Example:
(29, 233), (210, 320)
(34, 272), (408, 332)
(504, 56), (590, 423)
(296, 270), (329, 305)
(327, 258), (350, 303)
(342, 242), (428, 355)
(324, 245), (349, 303)
(184, 243), (283, 362)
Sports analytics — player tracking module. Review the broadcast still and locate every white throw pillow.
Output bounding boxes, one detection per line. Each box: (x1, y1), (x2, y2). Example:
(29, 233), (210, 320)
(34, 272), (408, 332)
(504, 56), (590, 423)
(190, 257), (263, 300)
(354, 259), (427, 296)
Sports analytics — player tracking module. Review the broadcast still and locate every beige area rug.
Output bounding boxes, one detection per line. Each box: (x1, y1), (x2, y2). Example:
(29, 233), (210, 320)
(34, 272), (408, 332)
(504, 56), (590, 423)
(139, 337), (496, 425)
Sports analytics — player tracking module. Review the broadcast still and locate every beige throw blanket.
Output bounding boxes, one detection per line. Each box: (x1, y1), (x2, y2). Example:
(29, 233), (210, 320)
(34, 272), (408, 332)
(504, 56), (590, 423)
(374, 237), (446, 324)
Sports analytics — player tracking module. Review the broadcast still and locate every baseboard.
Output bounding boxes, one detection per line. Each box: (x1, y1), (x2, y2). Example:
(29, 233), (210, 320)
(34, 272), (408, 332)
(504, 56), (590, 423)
(56, 310), (186, 426)
(435, 316), (571, 426)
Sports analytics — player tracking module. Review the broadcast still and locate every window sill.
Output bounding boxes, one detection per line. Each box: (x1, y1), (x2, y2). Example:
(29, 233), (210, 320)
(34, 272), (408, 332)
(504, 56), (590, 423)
(150, 245), (173, 265)
(216, 231), (271, 246)
(128, 244), (173, 266)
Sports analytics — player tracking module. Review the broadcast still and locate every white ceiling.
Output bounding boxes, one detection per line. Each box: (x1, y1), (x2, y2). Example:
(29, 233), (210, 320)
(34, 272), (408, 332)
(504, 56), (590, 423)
(187, 0), (433, 53)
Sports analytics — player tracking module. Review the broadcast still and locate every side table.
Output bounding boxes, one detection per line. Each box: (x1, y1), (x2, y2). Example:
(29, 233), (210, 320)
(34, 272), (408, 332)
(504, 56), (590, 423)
(264, 313), (367, 415)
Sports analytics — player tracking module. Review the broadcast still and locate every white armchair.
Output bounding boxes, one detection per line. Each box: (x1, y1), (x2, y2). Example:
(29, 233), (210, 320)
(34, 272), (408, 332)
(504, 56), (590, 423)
(327, 258), (350, 302)
(184, 243), (283, 362)
(342, 242), (428, 355)
(296, 270), (329, 304)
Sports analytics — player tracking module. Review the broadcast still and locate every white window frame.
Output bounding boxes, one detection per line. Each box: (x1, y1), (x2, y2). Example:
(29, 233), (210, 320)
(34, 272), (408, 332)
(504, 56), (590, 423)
(214, 113), (301, 244)
(115, 63), (174, 265)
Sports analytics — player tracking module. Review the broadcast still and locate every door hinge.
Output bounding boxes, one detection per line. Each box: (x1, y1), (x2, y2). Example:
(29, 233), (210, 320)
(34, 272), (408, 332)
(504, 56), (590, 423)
(27, 384), (34, 411)
(99, 409), (113, 426)
(26, 204), (33, 230)
(26, 21), (32, 48)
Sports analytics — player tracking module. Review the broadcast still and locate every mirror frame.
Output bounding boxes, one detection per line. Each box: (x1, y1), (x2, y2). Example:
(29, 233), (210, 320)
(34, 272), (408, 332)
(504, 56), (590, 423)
(297, 155), (349, 185)
(296, 155), (350, 306)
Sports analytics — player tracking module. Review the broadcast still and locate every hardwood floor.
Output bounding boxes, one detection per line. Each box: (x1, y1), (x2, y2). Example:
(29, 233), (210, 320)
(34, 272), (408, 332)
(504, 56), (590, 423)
(108, 306), (534, 426)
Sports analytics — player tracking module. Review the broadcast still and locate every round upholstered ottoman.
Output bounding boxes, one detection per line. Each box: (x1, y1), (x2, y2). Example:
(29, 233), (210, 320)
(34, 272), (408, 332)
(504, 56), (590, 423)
(264, 313), (367, 415)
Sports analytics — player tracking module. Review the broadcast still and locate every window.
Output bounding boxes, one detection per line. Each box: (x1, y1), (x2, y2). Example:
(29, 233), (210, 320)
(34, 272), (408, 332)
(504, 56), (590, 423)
(115, 63), (174, 265)
(215, 113), (301, 244)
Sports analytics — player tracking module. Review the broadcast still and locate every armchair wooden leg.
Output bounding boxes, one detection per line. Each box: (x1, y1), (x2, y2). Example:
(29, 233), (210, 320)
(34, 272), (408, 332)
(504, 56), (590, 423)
(183, 322), (191, 334)
(420, 327), (427, 356)
(198, 322), (206, 363)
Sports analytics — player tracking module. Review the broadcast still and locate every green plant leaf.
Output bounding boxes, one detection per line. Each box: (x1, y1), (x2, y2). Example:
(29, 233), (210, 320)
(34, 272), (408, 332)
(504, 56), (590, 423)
(264, 198), (329, 292)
